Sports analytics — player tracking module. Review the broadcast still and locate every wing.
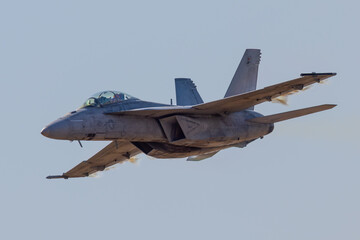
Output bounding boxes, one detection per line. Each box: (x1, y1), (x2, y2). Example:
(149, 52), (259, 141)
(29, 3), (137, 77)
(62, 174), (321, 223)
(47, 141), (141, 179)
(106, 73), (336, 118)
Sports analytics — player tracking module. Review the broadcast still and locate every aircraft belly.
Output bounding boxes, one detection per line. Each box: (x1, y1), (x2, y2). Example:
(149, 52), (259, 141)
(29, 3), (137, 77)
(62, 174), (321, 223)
(148, 150), (202, 159)
(168, 139), (244, 148)
(144, 143), (222, 159)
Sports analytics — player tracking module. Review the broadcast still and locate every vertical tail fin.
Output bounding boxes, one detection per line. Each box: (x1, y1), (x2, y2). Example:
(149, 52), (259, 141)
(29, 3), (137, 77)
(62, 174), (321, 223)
(224, 49), (261, 104)
(175, 78), (204, 106)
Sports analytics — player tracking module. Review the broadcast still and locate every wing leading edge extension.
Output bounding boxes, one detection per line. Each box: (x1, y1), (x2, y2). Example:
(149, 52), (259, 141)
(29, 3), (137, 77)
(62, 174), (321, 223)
(105, 73), (336, 118)
(47, 141), (141, 179)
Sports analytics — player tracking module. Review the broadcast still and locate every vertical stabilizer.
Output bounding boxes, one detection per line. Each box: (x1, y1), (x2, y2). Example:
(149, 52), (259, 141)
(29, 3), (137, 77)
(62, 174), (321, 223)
(175, 78), (204, 106)
(224, 49), (261, 103)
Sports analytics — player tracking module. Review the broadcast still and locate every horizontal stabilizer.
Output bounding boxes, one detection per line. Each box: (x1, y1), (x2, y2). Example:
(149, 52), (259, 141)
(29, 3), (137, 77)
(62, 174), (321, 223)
(248, 104), (336, 123)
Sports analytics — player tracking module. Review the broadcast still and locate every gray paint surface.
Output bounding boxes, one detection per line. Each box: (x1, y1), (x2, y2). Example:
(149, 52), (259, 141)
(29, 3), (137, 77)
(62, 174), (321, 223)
(41, 50), (336, 179)
(225, 49), (261, 99)
(3, 1), (358, 239)
(175, 78), (204, 105)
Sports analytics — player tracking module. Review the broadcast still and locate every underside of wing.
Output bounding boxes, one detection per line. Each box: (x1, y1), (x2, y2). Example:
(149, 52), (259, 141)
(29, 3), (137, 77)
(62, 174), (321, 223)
(105, 73), (336, 118)
(47, 141), (141, 179)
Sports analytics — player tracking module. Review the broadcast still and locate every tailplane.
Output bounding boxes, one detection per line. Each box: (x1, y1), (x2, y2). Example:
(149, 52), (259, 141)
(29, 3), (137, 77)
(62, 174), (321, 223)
(247, 104), (336, 124)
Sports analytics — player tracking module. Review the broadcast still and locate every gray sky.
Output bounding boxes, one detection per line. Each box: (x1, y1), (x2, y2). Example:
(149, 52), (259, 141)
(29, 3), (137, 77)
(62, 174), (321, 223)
(1, 0), (359, 239)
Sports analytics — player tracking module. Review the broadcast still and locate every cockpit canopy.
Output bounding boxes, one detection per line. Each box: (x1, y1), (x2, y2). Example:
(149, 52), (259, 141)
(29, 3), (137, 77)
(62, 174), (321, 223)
(80, 91), (138, 109)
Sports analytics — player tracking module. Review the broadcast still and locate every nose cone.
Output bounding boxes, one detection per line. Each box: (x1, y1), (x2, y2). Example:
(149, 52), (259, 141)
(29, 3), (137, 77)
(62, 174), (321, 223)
(41, 127), (50, 137)
(41, 119), (70, 139)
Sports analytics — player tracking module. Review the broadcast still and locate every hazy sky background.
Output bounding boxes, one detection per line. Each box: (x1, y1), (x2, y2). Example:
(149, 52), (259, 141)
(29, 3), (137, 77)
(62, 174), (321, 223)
(1, 0), (359, 239)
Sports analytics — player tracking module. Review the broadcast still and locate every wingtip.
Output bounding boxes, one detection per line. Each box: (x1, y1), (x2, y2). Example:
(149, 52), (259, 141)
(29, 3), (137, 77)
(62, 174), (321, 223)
(46, 175), (68, 179)
(300, 72), (337, 76)
(324, 104), (337, 109)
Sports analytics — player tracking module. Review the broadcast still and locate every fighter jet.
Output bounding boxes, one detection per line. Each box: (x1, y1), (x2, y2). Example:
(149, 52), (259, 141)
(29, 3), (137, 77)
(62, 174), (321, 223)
(41, 49), (336, 179)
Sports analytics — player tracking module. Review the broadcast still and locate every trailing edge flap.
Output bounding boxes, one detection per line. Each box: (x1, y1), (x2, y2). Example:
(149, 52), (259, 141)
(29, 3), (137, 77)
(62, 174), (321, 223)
(247, 104), (336, 124)
(105, 73), (336, 118)
(175, 78), (204, 105)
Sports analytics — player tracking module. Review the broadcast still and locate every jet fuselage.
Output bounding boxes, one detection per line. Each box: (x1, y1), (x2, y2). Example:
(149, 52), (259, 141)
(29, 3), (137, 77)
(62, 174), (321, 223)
(41, 99), (274, 158)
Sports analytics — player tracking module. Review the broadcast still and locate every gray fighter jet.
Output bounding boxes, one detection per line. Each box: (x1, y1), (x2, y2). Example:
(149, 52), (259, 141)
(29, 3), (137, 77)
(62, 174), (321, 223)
(41, 49), (336, 179)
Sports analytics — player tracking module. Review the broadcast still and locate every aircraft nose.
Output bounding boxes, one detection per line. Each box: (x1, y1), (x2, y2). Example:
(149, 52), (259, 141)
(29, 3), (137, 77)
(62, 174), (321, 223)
(41, 119), (70, 139)
(41, 127), (50, 137)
